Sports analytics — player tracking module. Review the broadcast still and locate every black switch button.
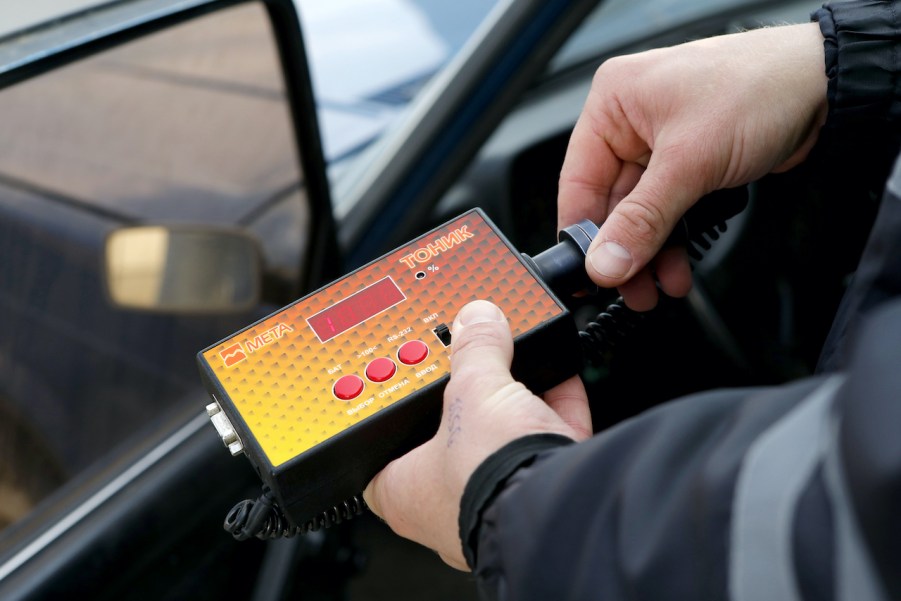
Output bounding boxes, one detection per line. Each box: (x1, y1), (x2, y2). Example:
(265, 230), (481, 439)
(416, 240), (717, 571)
(433, 323), (452, 347)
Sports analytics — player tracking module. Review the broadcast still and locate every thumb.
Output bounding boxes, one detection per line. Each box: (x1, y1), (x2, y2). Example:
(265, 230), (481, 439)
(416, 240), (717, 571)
(585, 156), (706, 287)
(448, 300), (514, 396)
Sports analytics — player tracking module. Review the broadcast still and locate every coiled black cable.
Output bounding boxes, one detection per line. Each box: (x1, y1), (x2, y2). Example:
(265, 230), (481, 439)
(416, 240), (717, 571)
(225, 487), (367, 541)
(578, 297), (645, 367)
(576, 186), (748, 366)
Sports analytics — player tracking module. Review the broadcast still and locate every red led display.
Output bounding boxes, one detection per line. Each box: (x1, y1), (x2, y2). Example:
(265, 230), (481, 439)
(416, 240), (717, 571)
(307, 277), (406, 342)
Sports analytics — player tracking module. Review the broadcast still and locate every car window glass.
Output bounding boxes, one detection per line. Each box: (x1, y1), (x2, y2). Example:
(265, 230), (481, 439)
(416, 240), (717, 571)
(299, 0), (501, 173)
(0, 2), (308, 531)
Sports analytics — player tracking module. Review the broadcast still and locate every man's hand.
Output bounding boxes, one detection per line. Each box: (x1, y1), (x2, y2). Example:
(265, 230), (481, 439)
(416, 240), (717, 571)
(363, 300), (592, 570)
(558, 23), (828, 310)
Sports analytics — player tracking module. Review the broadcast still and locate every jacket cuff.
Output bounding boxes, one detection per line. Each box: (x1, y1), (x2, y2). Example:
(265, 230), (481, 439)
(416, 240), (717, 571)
(812, 1), (901, 129)
(458, 433), (574, 570)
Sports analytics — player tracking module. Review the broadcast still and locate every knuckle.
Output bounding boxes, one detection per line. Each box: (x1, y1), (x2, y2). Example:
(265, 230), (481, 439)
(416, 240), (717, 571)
(592, 55), (629, 85)
(591, 60), (612, 87)
(610, 197), (667, 246)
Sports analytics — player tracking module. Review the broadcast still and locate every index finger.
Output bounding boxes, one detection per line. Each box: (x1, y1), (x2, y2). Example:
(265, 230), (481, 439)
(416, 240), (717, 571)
(557, 95), (650, 230)
(557, 112), (622, 230)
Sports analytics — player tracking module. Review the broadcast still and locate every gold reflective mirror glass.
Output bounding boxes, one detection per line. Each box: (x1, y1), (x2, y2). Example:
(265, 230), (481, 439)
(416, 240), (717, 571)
(105, 226), (261, 313)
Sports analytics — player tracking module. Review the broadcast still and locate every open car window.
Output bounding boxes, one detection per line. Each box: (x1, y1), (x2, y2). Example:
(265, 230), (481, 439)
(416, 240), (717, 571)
(0, 1), (307, 534)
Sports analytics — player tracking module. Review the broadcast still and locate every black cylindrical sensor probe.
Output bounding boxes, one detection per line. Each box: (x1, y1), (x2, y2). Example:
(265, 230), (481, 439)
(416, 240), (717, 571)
(523, 219), (599, 298)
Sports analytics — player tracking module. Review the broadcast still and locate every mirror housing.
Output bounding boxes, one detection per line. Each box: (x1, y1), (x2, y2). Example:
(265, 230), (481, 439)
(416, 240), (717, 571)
(104, 226), (262, 314)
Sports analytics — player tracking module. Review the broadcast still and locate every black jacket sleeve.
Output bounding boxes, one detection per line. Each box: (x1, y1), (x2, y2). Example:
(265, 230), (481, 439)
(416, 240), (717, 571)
(463, 380), (821, 600)
(813, 0), (901, 370)
(811, 1), (901, 188)
(463, 298), (901, 601)
(813, 1), (901, 131)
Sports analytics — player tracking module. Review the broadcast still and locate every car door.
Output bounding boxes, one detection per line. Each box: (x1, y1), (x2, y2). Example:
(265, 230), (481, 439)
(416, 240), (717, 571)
(0, 1), (341, 598)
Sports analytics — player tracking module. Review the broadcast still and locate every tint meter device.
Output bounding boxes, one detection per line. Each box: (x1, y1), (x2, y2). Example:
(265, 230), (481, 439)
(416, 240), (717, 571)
(198, 209), (583, 534)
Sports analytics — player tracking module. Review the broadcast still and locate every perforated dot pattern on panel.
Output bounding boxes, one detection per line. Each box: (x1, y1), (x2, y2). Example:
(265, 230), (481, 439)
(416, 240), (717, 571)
(201, 211), (563, 467)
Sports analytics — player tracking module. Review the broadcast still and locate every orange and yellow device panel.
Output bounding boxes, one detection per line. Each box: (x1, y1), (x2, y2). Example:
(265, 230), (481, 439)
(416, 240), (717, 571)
(199, 210), (564, 468)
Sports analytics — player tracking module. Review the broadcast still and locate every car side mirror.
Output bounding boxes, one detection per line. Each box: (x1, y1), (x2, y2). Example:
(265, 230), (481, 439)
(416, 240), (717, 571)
(104, 226), (261, 314)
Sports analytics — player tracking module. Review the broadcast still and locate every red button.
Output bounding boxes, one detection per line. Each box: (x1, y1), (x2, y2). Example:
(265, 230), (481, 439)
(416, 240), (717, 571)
(398, 340), (429, 365)
(366, 357), (397, 382)
(333, 375), (364, 400)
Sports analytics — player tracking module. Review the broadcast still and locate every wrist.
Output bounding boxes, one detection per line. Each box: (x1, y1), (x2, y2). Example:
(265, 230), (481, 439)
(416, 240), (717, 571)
(772, 22), (829, 170)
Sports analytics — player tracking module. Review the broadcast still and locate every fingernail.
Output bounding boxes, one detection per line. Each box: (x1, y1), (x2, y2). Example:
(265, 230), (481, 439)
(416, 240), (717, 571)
(589, 241), (633, 279)
(457, 300), (505, 326)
